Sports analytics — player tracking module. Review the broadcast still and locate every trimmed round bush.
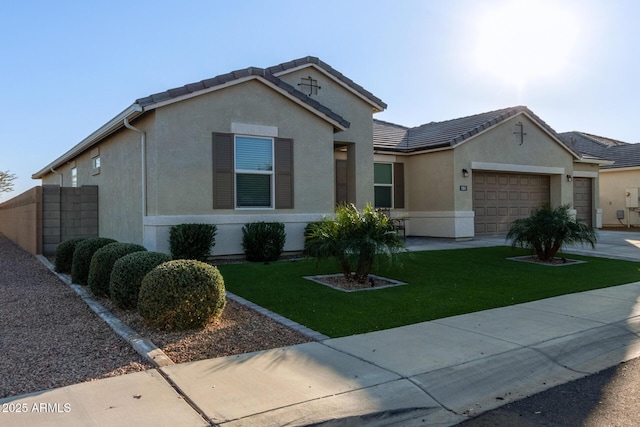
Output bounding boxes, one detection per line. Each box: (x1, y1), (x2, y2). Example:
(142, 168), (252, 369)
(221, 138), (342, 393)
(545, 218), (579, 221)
(109, 251), (172, 309)
(71, 237), (117, 285)
(242, 221), (286, 262)
(54, 238), (86, 273)
(88, 242), (147, 297)
(138, 259), (226, 330)
(169, 223), (217, 261)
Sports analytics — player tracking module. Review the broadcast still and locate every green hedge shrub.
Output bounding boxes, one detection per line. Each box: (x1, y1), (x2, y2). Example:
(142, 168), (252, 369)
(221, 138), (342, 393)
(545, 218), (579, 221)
(109, 251), (172, 309)
(242, 222), (286, 262)
(71, 237), (117, 285)
(54, 238), (86, 273)
(88, 242), (147, 297)
(169, 223), (217, 261)
(138, 260), (226, 330)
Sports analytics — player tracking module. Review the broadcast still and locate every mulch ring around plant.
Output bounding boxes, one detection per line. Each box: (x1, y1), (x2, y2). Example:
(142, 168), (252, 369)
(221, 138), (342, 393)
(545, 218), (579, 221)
(508, 255), (586, 266)
(304, 274), (407, 292)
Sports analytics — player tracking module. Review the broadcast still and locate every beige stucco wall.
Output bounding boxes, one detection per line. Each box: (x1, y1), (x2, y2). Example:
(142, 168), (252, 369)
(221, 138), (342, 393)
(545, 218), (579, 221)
(39, 75), (377, 256)
(395, 113), (584, 238)
(143, 79), (360, 255)
(41, 120), (146, 244)
(456, 114), (575, 209)
(148, 79), (336, 216)
(277, 67), (376, 207)
(599, 168), (640, 227)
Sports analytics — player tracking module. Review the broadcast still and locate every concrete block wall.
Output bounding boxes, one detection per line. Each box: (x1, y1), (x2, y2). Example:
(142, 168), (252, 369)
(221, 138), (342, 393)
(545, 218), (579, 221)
(42, 185), (99, 255)
(0, 185), (98, 255)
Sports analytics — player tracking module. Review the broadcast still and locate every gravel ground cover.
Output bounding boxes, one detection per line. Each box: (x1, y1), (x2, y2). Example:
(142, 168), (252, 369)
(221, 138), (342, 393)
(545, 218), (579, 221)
(0, 236), (150, 399)
(0, 235), (312, 398)
(97, 297), (313, 364)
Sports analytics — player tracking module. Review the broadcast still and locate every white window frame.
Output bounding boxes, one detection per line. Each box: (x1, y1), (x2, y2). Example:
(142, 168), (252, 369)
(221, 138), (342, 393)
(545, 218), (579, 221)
(374, 162), (394, 209)
(234, 135), (275, 210)
(71, 167), (78, 188)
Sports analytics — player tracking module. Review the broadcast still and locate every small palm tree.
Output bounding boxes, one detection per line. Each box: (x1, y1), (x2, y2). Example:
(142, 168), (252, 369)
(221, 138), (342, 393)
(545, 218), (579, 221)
(507, 204), (598, 262)
(304, 203), (406, 283)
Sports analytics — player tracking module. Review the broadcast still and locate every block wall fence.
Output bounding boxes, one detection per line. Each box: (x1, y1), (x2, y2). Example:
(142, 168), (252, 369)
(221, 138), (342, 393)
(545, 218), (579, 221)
(0, 185), (98, 255)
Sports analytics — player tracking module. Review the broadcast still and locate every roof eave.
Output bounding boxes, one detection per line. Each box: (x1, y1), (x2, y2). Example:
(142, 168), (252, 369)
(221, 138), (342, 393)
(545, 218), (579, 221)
(272, 62), (387, 113)
(575, 157), (615, 166)
(138, 74), (349, 132)
(32, 104), (144, 179)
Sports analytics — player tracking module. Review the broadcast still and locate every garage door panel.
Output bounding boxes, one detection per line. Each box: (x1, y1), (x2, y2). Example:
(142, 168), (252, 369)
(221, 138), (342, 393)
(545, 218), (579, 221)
(474, 172), (550, 235)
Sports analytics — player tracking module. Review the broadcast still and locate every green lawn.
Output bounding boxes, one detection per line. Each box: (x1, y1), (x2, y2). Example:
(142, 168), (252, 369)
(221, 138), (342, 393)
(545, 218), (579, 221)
(217, 247), (640, 338)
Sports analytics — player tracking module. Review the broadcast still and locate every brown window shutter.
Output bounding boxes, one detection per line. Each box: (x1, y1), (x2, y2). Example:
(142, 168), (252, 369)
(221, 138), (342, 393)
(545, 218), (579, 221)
(393, 162), (405, 209)
(212, 133), (234, 209)
(274, 138), (294, 209)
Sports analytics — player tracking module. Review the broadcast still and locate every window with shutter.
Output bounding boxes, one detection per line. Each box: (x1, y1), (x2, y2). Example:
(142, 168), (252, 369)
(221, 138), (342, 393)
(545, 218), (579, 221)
(212, 133), (294, 210)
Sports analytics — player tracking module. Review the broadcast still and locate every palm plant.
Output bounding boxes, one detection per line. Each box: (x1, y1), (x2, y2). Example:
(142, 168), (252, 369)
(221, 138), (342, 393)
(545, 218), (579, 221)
(304, 203), (406, 283)
(507, 204), (598, 262)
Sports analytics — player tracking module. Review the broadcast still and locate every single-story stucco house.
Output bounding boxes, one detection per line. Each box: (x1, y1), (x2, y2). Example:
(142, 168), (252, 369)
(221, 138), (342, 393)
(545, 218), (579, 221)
(560, 131), (640, 227)
(373, 106), (605, 237)
(32, 56), (608, 256)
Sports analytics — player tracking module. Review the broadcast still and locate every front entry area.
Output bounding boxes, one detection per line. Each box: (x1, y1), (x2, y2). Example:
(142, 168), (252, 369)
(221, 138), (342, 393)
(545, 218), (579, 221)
(473, 172), (550, 235)
(573, 177), (593, 226)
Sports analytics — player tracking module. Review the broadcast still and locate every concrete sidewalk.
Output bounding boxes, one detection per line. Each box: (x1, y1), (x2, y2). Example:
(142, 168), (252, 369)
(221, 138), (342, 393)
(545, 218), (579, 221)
(2, 231), (640, 426)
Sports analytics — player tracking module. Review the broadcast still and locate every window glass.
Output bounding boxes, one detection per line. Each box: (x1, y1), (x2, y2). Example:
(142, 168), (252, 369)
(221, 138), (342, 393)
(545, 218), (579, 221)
(374, 163), (393, 208)
(235, 136), (273, 208)
(71, 167), (78, 187)
(374, 163), (392, 184)
(236, 174), (271, 207)
(235, 137), (272, 171)
(374, 186), (392, 208)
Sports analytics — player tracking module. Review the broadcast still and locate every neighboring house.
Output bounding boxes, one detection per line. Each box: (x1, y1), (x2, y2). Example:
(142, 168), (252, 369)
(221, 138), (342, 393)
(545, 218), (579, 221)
(373, 106), (605, 237)
(32, 56), (607, 256)
(560, 131), (640, 227)
(32, 56), (386, 255)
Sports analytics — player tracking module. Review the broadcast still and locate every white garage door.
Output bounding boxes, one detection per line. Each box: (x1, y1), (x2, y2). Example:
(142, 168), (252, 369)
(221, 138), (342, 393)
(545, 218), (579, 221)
(473, 172), (550, 235)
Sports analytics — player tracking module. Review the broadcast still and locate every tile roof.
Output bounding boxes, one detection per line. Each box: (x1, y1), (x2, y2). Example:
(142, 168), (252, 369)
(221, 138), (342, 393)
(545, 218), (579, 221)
(34, 56), (384, 178)
(136, 65), (351, 129)
(560, 131), (640, 169)
(373, 106), (569, 153)
(266, 56), (387, 111)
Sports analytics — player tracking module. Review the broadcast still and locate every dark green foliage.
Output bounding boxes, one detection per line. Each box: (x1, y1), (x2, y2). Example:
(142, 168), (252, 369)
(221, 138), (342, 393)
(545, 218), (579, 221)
(138, 259), (226, 330)
(242, 222), (286, 262)
(507, 204), (598, 262)
(109, 251), (171, 309)
(54, 238), (86, 273)
(169, 223), (217, 261)
(304, 203), (406, 283)
(71, 237), (117, 285)
(88, 242), (147, 297)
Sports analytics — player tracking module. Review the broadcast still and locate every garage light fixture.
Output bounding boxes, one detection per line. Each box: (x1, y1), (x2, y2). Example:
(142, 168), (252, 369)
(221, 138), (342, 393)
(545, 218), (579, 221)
(462, 168), (469, 178)
(566, 174), (573, 182)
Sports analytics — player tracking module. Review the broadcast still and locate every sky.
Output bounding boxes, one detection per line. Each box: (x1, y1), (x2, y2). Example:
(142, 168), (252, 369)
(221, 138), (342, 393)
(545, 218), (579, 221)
(1, 0), (639, 200)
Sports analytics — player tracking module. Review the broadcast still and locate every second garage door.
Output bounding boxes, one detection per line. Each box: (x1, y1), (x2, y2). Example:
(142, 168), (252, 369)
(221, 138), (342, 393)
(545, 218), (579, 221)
(473, 172), (550, 235)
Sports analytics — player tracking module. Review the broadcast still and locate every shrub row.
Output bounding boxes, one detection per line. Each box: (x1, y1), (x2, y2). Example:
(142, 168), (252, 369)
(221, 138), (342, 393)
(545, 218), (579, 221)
(55, 235), (226, 330)
(169, 221), (287, 263)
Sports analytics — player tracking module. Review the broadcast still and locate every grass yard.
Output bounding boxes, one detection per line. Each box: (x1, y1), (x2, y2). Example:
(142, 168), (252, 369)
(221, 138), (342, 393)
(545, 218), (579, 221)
(217, 246), (640, 338)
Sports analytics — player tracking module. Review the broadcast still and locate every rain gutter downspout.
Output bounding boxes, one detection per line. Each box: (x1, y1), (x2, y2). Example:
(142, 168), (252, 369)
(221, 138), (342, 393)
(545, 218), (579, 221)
(123, 117), (147, 218)
(50, 168), (63, 186)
